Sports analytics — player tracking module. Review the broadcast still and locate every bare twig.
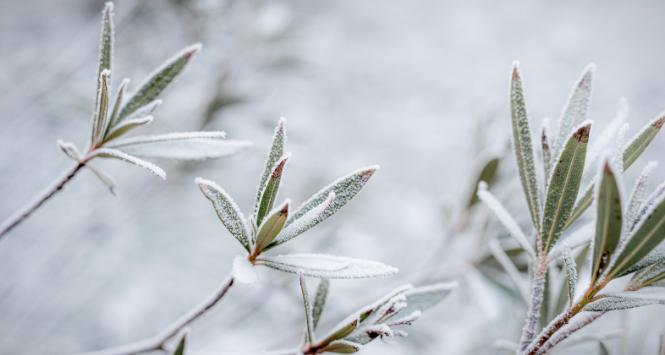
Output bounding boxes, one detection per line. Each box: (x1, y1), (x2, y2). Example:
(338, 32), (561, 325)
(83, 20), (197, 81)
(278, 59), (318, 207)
(518, 259), (547, 352)
(83, 275), (235, 355)
(534, 312), (605, 355)
(0, 162), (86, 239)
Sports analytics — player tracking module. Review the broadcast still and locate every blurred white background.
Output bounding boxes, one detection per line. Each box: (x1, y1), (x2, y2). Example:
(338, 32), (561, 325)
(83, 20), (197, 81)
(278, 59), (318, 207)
(1, 0), (665, 354)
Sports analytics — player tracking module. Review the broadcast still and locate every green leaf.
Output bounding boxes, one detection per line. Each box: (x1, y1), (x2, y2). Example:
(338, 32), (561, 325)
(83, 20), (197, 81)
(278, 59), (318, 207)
(254, 119), (286, 222)
(510, 63), (542, 232)
(93, 148), (165, 179)
(607, 195), (665, 279)
(256, 254), (398, 279)
(254, 200), (289, 254)
(552, 65), (594, 162)
(104, 115), (154, 143)
(321, 318), (359, 344)
(590, 160), (623, 283)
(541, 122), (591, 253)
(96, 2), (114, 83)
(91, 70), (111, 145)
(467, 156), (500, 207)
(195, 178), (251, 251)
(299, 272), (315, 345)
(104, 78), (130, 137)
(312, 278), (330, 331)
(268, 192), (335, 250)
(117, 44), (201, 121)
(541, 118), (552, 188)
(255, 154), (289, 227)
(172, 331), (187, 355)
(564, 113), (665, 229)
(286, 166), (378, 229)
(626, 162), (658, 231)
(389, 283), (457, 321)
(585, 294), (665, 312)
(322, 340), (361, 354)
(629, 257), (665, 289)
(562, 245), (578, 306)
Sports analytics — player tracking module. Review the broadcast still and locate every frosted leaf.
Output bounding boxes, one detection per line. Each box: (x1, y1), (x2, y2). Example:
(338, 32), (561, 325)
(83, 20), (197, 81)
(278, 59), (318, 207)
(86, 164), (116, 195)
(57, 140), (82, 162)
(117, 44), (201, 121)
(631, 181), (665, 232)
(195, 178), (251, 251)
(93, 148), (165, 179)
(355, 285), (413, 323)
(388, 283), (457, 321)
(286, 166), (378, 228)
(255, 154), (290, 226)
(106, 132), (250, 161)
(91, 70), (111, 145)
(585, 294), (665, 312)
(588, 98), (628, 163)
(345, 324), (395, 345)
(477, 183), (535, 257)
(312, 278), (329, 330)
(299, 272), (315, 344)
(552, 64), (594, 162)
(541, 121), (591, 253)
(256, 254), (398, 279)
(232, 255), (257, 284)
(254, 118), (286, 219)
(467, 155), (500, 208)
(321, 317), (359, 344)
(172, 330), (187, 355)
(607, 193), (665, 278)
(254, 199), (289, 254)
(269, 192), (335, 249)
(105, 112), (153, 143)
(321, 340), (361, 354)
(610, 123), (629, 174)
(96, 2), (114, 83)
(105, 78), (130, 134)
(488, 238), (529, 301)
(561, 244), (578, 306)
(618, 250), (665, 277)
(125, 99), (162, 122)
(541, 118), (552, 187)
(510, 63), (542, 232)
(590, 159), (623, 284)
(626, 162), (657, 232)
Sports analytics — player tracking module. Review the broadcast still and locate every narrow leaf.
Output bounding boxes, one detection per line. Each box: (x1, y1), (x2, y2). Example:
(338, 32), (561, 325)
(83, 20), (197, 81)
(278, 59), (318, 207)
(552, 64), (594, 161)
(467, 156), (500, 207)
(96, 2), (114, 82)
(91, 70), (111, 144)
(590, 160), (623, 283)
(107, 132), (249, 160)
(322, 318), (359, 343)
(389, 283), (457, 321)
(299, 272), (315, 345)
(286, 166), (378, 228)
(254, 118), (286, 220)
(541, 118), (552, 187)
(104, 115), (154, 143)
(255, 154), (290, 226)
(629, 257), (665, 289)
(322, 340), (361, 354)
(564, 112), (664, 229)
(477, 183), (535, 258)
(608, 195), (665, 278)
(256, 254), (398, 279)
(195, 178), (251, 251)
(254, 199), (289, 254)
(626, 162), (658, 231)
(104, 78), (130, 137)
(172, 331), (187, 355)
(93, 148), (165, 179)
(618, 251), (665, 277)
(541, 122), (591, 253)
(117, 44), (201, 121)
(312, 278), (330, 330)
(585, 294), (665, 312)
(510, 63), (542, 231)
(562, 245), (578, 306)
(269, 192), (335, 249)
(57, 140), (82, 162)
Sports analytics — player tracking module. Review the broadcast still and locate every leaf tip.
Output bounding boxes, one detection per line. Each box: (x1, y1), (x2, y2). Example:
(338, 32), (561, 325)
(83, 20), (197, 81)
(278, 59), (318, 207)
(511, 61), (521, 80)
(359, 165), (379, 182)
(184, 43), (203, 59)
(652, 112), (665, 129)
(573, 122), (592, 143)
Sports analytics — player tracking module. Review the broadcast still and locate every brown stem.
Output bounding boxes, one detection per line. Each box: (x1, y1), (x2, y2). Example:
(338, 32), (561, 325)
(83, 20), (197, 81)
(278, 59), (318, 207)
(0, 162), (85, 239)
(82, 274), (235, 355)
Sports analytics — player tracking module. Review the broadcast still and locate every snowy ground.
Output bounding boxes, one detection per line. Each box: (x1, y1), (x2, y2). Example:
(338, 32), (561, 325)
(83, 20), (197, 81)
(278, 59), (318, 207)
(1, 0), (665, 354)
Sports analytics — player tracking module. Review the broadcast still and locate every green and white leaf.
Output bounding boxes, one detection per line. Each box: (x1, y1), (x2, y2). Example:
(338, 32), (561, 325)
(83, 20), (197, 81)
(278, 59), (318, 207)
(552, 64), (594, 163)
(590, 160), (623, 283)
(322, 340), (361, 354)
(106, 132), (249, 160)
(104, 78), (129, 135)
(585, 294), (665, 312)
(299, 272), (315, 344)
(93, 148), (165, 179)
(561, 244), (578, 306)
(117, 44), (201, 121)
(254, 199), (289, 254)
(96, 2), (114, 82)
(195, 178), (251, 251)
(607, 194), (665, 279)
(541, 118), (552, 187)
(477, 182), (535, 258)
(255, 154), (290, 226)
(467, 155), (500, 207)
(389, 282), (457, 321)
(256, 254), (398, 279)
(269, 192), (335, 249)
(104, 114), (153, 143)
(91, 70), (111, 145)
(312, 278), (329, 330)
(626, 162), (658, 231)
(286, 166), (378, 228)
(541, 122), (591, 253)
(510, 63), (542, 231)
(254, 118), (286, 220)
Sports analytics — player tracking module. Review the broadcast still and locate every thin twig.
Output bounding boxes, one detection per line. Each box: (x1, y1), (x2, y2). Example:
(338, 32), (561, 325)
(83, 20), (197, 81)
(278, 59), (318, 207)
(534, 312), (605, 355)
(83, 274), (235, 355)
(518, 259), (547, 352)
(0, 162), (85, 239)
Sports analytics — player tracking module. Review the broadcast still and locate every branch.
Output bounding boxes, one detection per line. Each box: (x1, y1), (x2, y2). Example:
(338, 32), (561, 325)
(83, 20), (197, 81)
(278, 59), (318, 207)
(0, 162), (85, 239)
(83, 274), (235, 355)
(534, 312), (605, 355)
(518, 259), (547, 352)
